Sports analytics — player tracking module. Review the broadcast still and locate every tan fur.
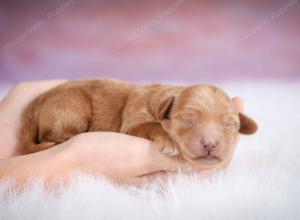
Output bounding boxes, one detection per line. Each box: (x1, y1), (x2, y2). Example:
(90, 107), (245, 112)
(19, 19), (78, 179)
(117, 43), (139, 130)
(20, 79), (257, 168)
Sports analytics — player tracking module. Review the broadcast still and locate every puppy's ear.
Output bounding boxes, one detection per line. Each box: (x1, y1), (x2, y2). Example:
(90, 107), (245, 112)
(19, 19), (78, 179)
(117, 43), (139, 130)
(155, 96), (174, 120)
(239, 113), (257, 135)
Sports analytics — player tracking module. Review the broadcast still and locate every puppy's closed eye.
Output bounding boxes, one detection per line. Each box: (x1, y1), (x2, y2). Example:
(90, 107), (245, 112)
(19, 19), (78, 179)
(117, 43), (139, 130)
(177, 114), (198, 128)
(223, 116), (238, 130)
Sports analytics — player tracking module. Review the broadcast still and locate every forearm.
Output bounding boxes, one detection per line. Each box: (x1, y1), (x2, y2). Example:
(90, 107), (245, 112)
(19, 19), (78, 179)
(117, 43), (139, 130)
(0, 143), (74, 185)
(0, 80), (67, 159)
(0, 135), (146, 186)
(0, 132), (182, 187)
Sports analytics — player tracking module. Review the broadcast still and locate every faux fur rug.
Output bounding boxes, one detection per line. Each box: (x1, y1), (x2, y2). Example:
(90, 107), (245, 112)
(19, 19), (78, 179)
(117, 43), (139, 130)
(0, 81), (299, 220)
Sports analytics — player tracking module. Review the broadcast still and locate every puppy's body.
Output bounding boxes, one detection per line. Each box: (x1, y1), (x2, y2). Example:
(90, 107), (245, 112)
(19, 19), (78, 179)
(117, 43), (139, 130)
(21, 79), (178, 153)
(20, 79), (257, 169)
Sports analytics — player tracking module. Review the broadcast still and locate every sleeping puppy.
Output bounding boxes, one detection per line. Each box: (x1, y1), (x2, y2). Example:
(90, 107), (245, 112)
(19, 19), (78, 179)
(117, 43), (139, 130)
(20, 79), (257, 170)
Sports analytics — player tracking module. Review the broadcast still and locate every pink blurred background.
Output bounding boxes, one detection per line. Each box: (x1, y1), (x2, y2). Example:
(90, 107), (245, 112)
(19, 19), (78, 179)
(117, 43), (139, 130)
(0, 0), (300, 84)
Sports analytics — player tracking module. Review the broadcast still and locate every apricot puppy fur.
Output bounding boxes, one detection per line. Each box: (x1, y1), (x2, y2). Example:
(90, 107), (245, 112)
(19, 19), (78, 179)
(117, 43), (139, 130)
(20, 79), (257, 169)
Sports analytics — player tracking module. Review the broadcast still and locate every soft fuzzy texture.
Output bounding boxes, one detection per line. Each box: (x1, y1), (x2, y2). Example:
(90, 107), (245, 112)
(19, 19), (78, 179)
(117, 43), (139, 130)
(0, 81), (300, 220)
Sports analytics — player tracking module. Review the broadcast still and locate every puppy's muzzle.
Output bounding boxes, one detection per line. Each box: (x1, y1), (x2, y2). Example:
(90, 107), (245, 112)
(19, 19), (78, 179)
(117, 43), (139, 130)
(202, 140), (218, 154)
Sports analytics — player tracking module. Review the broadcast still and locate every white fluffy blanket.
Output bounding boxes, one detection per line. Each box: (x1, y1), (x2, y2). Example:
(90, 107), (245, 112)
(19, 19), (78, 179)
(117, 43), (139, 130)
(0, 81), (299, 220)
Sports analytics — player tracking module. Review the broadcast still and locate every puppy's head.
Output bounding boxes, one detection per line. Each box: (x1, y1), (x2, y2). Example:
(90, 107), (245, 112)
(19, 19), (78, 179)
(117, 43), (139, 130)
(156, 85), (257, 170)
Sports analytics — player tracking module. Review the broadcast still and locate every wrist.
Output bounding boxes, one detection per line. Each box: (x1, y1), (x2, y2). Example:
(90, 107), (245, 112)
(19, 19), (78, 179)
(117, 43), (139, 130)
(32, 142), (78, 184)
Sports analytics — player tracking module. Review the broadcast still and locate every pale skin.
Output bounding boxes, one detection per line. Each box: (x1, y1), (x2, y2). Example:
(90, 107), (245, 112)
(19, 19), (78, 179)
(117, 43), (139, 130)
(0, 81), (244, 186)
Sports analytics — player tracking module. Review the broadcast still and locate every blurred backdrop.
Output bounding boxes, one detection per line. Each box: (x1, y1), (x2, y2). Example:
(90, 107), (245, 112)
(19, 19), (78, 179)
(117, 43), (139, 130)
(0, 0), (299, 84)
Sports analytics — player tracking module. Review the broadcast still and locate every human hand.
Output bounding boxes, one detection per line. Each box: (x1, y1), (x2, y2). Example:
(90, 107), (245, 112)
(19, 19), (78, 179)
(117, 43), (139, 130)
(0, 81), (179, 186)
(0, 80), (66, 158)
(51, 132), (178, 185)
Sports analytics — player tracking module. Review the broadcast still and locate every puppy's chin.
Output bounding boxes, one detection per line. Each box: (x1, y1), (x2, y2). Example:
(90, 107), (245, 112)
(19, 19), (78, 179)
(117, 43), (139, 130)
(180, 149), (223, 170)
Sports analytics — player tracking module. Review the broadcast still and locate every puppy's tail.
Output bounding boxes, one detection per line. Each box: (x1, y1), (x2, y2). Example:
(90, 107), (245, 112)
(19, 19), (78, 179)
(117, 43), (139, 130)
(19, 102), (55, 154)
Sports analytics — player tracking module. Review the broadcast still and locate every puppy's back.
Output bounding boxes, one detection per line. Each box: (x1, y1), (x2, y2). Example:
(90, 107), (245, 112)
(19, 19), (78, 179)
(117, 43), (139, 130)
(20, 79), (134, 153)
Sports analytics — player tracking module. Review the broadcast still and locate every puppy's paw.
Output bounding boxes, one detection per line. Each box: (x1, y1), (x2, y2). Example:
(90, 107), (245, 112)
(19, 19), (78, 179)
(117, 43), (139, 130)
(152, 134), (167, 150)
(24, 141), (56, 154)
(152, 135), (178, 156)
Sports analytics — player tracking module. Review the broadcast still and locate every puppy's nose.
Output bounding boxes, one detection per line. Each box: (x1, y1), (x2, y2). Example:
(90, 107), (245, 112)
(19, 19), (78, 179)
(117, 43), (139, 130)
(202, 140), (218, 152)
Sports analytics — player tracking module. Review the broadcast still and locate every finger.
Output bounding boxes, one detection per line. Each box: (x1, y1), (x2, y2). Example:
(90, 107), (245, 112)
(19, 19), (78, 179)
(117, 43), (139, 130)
(231, 97), (243, 142)
(232, 97), (244, 112)
(130, 171), (174, 187)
